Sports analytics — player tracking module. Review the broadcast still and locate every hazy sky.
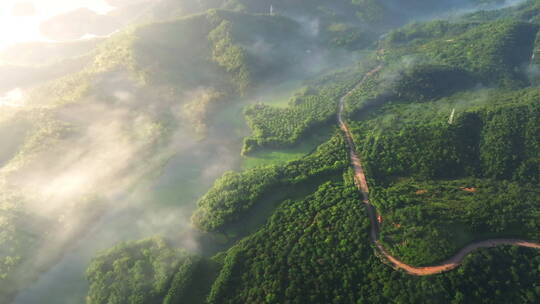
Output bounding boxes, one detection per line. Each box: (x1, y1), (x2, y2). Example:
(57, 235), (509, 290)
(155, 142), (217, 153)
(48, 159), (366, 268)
(0, 0), (115, 49)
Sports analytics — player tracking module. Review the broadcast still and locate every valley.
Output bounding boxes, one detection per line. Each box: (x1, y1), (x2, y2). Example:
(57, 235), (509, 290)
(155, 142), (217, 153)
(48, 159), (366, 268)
(1, 0), (539, 303)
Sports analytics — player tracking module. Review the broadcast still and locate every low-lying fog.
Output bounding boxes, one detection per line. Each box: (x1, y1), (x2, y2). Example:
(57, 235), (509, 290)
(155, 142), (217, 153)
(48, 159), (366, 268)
(1, 1), (530, 303)
(0, 0), (114, 50)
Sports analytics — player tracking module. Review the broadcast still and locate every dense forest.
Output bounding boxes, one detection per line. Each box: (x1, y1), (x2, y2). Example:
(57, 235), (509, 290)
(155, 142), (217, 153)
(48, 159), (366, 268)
(372, 178), (540, 266)
(204, 176), (540, 304)
(192, 134), (348, 231)
(189, 1), (540, 303)
(86, 237), (219, 304)
(241, 69), (369, 154)
(88, 173), (540, 304)
(349, 87), (540, 184)
(1, 0), (540, 303)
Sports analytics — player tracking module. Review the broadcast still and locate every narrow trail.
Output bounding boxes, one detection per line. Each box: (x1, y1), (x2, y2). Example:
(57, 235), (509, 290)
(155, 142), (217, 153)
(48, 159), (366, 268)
(337, 65), (540, 276)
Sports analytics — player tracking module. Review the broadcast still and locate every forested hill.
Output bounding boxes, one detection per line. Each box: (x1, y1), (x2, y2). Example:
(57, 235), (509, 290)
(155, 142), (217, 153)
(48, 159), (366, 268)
(85, 1), (540, 303)
(2, 0), (540, 304)
(88, 0), (507, 33)
(0, 9), (320, 303)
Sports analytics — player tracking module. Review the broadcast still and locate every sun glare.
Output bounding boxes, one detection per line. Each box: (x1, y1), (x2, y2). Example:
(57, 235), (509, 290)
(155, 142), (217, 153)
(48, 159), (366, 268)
(0, 0), (115, 50)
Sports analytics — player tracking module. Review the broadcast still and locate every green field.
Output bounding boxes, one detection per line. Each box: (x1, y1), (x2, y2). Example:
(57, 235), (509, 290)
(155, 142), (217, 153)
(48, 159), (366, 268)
(242, 124), (334, 168)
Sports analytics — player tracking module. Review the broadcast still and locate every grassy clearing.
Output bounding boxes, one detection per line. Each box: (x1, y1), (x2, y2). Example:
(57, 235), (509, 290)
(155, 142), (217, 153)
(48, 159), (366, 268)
(255, 80), (305, 108)
(241, 124), (334, 169)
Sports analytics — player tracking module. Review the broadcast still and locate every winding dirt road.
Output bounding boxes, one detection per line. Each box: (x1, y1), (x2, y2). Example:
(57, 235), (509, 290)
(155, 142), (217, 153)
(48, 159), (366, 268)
(338, 66), (540, 275)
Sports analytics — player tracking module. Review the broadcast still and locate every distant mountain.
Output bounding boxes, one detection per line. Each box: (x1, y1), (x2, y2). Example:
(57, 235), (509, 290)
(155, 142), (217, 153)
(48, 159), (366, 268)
(39, 8), (119, 41)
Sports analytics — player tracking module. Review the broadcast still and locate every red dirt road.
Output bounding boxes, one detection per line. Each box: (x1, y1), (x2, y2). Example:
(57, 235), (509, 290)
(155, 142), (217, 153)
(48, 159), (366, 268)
(338, 66), (540, 276)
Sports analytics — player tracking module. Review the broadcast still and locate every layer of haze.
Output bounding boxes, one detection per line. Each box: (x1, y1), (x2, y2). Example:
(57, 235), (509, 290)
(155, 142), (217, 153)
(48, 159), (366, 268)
(0, 0), (114, 50)
(1, 0), (531, 303)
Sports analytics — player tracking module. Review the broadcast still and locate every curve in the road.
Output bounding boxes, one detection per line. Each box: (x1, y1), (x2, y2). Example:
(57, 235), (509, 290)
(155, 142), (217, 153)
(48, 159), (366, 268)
(338, 65), (540, 276)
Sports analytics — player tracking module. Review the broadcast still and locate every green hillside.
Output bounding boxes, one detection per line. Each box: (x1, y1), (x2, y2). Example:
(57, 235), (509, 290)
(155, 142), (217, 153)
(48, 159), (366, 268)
(1, 0), (540, 304)
(192, 134), (348, 231)
(184, 2), (540, 303)
(350, 87), (540, 183)
(0, 9), (313, 302)
(86, 237), (218, 304)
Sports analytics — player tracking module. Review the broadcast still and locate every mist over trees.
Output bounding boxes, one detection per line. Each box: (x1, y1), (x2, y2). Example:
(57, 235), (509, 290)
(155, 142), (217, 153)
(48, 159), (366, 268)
(1, 0), (539, 303)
